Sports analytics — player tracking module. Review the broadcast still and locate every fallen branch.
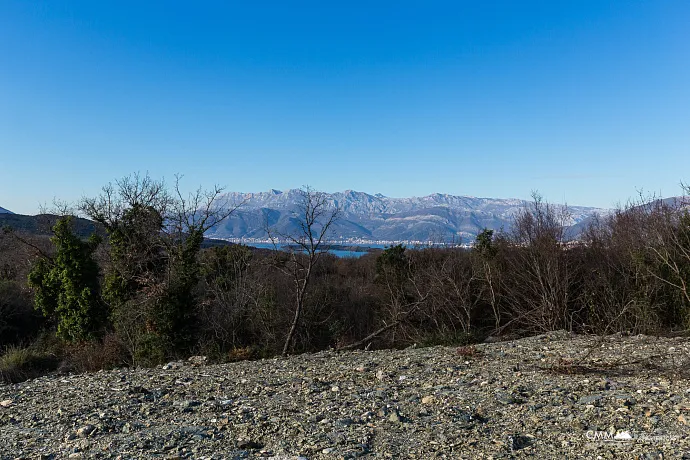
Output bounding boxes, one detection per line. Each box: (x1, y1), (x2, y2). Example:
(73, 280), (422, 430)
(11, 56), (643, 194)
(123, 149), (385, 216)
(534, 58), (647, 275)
(336, 295), (427, 351)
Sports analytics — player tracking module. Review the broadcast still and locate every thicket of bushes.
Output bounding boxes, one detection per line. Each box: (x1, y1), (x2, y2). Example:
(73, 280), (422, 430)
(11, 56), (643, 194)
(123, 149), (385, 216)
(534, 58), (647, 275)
(1, 176), (689, 382)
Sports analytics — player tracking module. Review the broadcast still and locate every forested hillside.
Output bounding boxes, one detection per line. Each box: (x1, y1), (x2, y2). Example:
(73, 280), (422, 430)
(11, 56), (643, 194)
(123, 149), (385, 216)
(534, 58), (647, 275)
(1, 175), (689, 383)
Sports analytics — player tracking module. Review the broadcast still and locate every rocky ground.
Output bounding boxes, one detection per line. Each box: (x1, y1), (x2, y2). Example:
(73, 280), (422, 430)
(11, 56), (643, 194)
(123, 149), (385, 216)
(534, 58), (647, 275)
(2, 331), (690, 459)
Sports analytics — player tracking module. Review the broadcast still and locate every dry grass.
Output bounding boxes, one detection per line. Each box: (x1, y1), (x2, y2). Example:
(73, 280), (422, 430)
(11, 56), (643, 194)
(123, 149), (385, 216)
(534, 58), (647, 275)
(0, 344), (59, 383)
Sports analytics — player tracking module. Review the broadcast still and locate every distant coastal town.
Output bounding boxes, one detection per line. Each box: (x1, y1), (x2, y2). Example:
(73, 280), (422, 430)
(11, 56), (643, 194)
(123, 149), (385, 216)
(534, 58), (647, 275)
(219, 237), (470, 248)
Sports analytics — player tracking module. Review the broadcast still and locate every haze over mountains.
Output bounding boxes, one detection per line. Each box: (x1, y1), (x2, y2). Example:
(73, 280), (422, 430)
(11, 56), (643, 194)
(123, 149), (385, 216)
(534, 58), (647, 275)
(207, 190), (607, 244)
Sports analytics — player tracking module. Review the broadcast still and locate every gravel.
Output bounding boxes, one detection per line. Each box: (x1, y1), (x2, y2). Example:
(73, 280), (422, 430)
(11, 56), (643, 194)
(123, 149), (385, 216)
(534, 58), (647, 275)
(2, 331), (690, 459)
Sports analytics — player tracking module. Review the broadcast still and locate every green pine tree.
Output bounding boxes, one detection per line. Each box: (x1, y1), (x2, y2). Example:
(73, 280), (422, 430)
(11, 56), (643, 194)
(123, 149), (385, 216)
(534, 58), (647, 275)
(28, 217), (104, 342)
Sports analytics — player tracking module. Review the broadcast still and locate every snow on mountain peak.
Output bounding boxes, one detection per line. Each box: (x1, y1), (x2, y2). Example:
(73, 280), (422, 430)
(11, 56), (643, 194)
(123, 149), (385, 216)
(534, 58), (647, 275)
(208, 189), (607, 243)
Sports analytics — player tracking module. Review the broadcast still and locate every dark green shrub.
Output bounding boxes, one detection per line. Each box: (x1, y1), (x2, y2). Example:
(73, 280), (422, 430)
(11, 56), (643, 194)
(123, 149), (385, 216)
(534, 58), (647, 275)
(27, 217), (104, 342)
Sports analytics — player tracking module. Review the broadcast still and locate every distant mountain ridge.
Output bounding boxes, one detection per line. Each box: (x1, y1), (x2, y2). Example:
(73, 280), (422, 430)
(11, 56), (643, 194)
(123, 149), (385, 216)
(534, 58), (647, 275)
(207, 190), (607, 243)
(0, 212), (234, 249)
(0, 206), (12, 214)
(0, 213), (101, 238)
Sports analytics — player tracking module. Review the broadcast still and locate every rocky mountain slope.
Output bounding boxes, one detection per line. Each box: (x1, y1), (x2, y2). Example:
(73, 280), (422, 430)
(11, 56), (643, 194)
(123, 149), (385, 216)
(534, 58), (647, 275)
(1, 332), (689, 459)
(207, 190), (606, 243)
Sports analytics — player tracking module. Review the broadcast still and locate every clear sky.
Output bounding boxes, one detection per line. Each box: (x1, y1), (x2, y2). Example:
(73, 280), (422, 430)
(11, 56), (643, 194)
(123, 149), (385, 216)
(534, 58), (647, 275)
(1, 1), (689, 214)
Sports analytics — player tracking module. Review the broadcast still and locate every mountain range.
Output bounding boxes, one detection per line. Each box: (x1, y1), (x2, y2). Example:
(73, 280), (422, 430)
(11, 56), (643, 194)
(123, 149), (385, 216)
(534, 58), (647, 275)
(206, 190), (607, 244)
(0, 191), (611, 244)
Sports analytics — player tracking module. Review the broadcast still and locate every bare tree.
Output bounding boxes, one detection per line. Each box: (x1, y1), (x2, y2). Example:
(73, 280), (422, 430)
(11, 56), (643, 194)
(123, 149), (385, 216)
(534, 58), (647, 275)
(265, 187), (340, 355)
(338, 245), (427, 350)
(80, 173), (240, 275)
(473, 229), (502, 332)
(198, 244), (255, 351)
(81, 172), (172, 230)
(500, 192), (583, 333)
(168, 174), (242, 244)
(0, 230), (39, 347)
(79, 172), (242, 364)
(579, 211), (651, 333)
(422, 248), (476, 336)
(637, 191), (690, 318)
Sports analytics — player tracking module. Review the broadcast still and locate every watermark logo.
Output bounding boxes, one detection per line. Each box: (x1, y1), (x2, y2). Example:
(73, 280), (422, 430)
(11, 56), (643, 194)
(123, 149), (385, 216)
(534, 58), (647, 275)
(585, 431), (678, 443)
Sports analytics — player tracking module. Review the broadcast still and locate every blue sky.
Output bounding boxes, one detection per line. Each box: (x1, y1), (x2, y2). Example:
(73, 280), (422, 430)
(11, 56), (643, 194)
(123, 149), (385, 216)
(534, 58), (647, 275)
(1, 1), (689, 214)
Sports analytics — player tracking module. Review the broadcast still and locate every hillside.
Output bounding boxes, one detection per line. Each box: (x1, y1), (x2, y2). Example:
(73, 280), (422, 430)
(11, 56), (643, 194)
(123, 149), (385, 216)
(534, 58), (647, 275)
(0, 213), (235, 250)
(1, 332), (688, 458)
(208, 190), (606, 243)
(0, 213), (101, 238)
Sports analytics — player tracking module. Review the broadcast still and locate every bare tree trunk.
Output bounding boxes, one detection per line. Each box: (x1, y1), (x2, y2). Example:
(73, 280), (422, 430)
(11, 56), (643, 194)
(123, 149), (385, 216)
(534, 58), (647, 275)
(282, 271), (310, 355)
(265, 187), (339, 356)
